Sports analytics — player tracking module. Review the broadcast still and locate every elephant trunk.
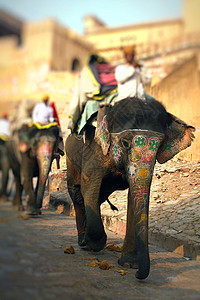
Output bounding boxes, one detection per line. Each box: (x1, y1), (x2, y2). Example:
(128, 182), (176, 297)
(127, 146), (158, 279)
(123, 132), (164, 279)
(128, 177), (151, 279)
(36, 140), (54, 208)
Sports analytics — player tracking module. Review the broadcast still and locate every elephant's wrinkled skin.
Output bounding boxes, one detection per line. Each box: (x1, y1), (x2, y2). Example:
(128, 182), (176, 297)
(7, 124), (60, 214)
(0, 138), (10, 201)
(65, 97), (195, 279)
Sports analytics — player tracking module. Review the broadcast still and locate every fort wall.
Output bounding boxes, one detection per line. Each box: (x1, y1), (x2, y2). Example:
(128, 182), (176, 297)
(147, 54), (200, 161)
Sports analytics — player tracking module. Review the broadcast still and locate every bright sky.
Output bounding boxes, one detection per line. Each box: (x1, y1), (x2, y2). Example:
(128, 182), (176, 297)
(0, 0), (183, 34)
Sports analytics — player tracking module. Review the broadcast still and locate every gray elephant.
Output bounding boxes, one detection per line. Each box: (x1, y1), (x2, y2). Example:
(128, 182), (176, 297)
(7, 123), (60, 214)
(65, 97), (195, 280)
(0, 138), (10, 201)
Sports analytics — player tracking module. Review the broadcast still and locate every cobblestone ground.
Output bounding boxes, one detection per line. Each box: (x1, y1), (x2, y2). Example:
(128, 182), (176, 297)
(1, 201), (200, 300)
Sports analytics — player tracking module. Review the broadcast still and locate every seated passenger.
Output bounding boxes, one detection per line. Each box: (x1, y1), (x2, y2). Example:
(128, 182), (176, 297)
(68, 54), (117, 133)
(32, 95), (54, 124)
(115, 45), (151, 101)
(0, 112), (10, 140)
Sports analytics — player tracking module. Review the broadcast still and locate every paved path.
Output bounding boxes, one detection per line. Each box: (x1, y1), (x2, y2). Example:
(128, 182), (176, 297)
(1, 202), (200, 300)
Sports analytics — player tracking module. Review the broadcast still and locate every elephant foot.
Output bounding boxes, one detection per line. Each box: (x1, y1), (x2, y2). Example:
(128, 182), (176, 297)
(84, 232), (107, 252)
(13, 204), (24, 211)
(26, 206), (41, 216)
(118, 251), (138, 269)
(78, 233), (86, 247)
(0, 195), (8, 202)
(135, 253), (150, 280)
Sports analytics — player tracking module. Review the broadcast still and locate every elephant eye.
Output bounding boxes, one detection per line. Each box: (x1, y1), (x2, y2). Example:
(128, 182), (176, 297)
(121, 138), (130, 149)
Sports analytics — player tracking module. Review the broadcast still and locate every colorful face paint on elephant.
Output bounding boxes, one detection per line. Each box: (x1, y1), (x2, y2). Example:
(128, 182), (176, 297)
(37, 141), (53, 182)
(99, 116), (109, 149)
(126, 131), (164, 240)
(112, 142), (123, 162)
(129, 135), (161, 183)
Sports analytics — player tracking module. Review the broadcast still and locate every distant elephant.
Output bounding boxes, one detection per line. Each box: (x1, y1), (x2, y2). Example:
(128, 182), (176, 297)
(6, 123), (60, 214)
(65, 97), (195, 280)
(0, 138), (10, 201)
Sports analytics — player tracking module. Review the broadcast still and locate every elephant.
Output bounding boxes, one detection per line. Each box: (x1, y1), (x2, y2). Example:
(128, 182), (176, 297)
(6, 122), (60, 214)
(65, 96), (195, 280)
(0, 138), (10, 201)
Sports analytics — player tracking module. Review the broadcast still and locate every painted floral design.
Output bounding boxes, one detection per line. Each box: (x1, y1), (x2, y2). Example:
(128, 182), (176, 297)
(112, 143), (122, 162)
(101, 133), (108, 149)
(129, 149), (141, 162)
(100, 115), (108, 130)
(138, 166), (150, 180)
(149, 137), (160, 152)
(127, 163), (138, 177)
(141, 152), (154, 166)
(37, 145), (51, 159)
(135, 187), (149, 208)
(133, 136), (148, 148)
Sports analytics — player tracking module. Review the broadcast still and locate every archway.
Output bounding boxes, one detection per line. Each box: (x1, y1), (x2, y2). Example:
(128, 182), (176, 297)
(71, 58), (80, 71)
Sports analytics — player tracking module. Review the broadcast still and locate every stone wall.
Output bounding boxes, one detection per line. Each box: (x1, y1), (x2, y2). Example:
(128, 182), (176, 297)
(147, 54), (200, 161)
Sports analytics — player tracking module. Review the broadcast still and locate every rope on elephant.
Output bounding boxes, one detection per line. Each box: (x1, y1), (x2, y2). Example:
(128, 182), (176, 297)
(28, 122), (60, 130)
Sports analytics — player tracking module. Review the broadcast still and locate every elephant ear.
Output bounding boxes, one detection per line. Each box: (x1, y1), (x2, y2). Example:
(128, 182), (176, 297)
(16, 125), (31, 153)
(94, 104), (111, 155)
(157, 113), (195, 163)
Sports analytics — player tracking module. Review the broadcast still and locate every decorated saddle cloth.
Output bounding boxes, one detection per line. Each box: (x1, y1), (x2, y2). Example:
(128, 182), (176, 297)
(0, 135), (8, 144)
(76, 54), (118, 134)
(87, 54), (117, 99)
(78, 91), (118, 135)
(28, 122), (60, 129)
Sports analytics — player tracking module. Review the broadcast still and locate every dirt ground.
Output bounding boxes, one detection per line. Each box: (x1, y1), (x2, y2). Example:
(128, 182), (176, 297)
(150, 157), (200, 208)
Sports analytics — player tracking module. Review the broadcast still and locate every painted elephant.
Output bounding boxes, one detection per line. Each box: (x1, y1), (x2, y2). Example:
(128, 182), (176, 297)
(6, 123), (60, 214)
(0, 138), (10, 201)
(65, 97), (195, 280)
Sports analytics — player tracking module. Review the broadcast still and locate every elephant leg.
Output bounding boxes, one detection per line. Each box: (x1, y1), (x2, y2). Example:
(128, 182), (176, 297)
(82, 178), (107, 252)
(13, 177), (23, 211)
(118, 189), (138, 268)
(21, 155), (38, 215)
(67, 158), (86, 246)
(72, 185), (86, 247)
(0, 169), (9, 202)
(0, 153), (9, 201)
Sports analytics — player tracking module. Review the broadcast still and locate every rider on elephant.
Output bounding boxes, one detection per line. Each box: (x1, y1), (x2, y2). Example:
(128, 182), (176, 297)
(67, 54), (118, 133)
(32, 95), (64, 156)
(67, 47), (154, 134)
(0, 112), (10, 140)
(115, 45), (153, 101)
(32, 94), (54, 124)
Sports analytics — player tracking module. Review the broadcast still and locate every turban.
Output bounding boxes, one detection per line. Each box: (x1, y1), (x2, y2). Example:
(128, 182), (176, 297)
(123, 45), (136, 55)
(42, 94), (49, 101)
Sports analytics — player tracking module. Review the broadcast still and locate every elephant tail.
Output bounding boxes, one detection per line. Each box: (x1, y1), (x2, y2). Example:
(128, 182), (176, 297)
(107, 199), (118, 211)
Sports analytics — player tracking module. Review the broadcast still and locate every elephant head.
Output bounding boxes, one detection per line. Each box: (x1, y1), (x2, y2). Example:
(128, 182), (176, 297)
(16, 124), (60, 212)
(94, 98), (195, 279)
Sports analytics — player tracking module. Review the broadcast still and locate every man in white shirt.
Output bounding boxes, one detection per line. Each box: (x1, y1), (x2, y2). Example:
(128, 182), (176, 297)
(0, 113), (10, 138)
(115, 46), (151, 101)
(32, 95), (54, 123)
